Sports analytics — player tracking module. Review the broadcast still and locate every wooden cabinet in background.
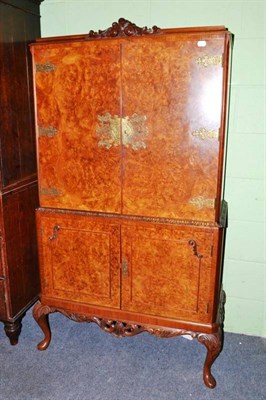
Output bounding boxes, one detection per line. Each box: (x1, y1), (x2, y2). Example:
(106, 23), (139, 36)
(0, 0), (42, 344)
(30, 19), (232, 388)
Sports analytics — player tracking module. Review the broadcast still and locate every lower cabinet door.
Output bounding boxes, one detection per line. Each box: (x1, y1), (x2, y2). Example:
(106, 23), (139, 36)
(37, 211), (121, 308)
(121, 224), (214, 322)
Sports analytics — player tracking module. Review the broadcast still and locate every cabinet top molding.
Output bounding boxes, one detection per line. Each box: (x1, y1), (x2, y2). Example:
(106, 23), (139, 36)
(33, 19), (230, 45)
(87, 18), (161, 39)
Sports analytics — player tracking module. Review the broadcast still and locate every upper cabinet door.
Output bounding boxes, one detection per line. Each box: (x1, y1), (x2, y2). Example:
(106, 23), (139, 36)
(32, 40), (122, 213)
(121, 33), (227, 222)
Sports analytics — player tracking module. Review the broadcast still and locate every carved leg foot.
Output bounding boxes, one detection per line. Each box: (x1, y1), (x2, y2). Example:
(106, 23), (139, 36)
(33, 301), (53, 351)
(197, 328), (223, 389)
(4, 315), (25, 345)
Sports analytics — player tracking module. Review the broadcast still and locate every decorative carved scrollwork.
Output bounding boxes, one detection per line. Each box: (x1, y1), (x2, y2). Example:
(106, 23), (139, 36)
(33, 291), (226, 342)
(58, 311), (144, 337)
(33, 302), (199, 341)
(33, 290), (226, 388)
(87, 18), (160, 39)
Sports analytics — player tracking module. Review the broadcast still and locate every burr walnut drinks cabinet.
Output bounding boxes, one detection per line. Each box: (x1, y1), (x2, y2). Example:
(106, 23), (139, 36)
(30, 19), (232, 388)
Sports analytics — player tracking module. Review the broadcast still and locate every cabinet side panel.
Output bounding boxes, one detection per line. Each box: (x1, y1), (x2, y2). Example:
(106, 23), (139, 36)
(215, 35), (232, 220)
(32, 40), (122, 213)
(122, 33), (226, 222)
(2, 184), (40, 317)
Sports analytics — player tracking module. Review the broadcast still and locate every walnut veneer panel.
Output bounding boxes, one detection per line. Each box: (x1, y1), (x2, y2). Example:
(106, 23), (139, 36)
(121, 34), (225, 221)
(37, 209), (216, 323)
(33, 41), (122, 213)
(37, 211), (121, 308)
(121, 223), (213, 323)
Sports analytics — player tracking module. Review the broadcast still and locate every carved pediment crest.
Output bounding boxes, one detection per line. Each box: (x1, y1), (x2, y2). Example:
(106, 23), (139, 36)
(87, 18), (160, 39)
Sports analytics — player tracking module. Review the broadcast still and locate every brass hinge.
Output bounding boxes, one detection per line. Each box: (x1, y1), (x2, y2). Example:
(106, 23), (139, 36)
(36, 62), (56, 73)
(206, 303), (210, 313)
(211, 245), (214, 257)
(189, 196), (216, 209)
(191, 128), (219, 140)
(38, 126), (58, 138)
(195, 54), (223, 67)
(40, 187), (62, 197)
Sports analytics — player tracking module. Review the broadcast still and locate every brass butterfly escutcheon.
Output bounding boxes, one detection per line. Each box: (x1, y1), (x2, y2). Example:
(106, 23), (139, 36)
(96, 113), (149, 150)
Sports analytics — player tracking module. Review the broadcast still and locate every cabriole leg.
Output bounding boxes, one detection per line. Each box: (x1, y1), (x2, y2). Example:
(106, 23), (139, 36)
(198, 328), (223, 389)
(32, 301), (53, 351)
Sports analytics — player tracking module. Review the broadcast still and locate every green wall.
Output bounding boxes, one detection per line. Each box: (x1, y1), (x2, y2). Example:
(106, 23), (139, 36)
(40, 0), (266, 337)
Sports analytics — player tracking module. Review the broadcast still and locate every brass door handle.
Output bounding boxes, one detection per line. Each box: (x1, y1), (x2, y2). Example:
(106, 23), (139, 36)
(49, 225), (60, 240)
(122, 259), (128, 277)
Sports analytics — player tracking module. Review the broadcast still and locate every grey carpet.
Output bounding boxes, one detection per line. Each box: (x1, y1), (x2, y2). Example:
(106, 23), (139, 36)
(0, 308), (265, 400)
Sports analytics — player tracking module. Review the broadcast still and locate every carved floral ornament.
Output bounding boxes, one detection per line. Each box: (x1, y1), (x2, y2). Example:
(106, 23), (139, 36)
(33, 291), (226, 388)
(87, 18), (161, 39)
